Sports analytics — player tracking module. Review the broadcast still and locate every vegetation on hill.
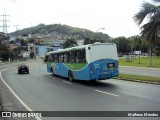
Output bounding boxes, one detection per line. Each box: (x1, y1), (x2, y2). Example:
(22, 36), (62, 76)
(10, 24), (112, 43)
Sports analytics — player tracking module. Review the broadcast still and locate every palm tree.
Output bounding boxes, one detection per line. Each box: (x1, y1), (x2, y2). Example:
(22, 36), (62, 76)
(133, 0), (160, 66)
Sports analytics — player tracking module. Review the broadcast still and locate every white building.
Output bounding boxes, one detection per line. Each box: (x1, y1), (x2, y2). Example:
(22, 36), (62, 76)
(76, 39), (84, 46)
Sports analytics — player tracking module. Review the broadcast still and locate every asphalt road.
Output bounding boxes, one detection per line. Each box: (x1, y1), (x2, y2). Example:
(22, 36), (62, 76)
(1, 60), (160, 77)
(0, 61), (160, 120)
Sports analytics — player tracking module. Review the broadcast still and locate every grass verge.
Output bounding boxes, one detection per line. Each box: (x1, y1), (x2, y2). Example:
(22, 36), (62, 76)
(119, 56), (160, 68)
(117, 74), (160, 83)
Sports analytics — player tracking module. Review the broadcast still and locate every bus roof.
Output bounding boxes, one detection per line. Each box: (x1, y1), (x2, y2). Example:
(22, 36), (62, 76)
(46, 43), (116, 55)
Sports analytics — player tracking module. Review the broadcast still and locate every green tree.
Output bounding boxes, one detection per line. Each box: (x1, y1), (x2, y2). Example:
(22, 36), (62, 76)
(27, 38), (35, 43)
(84, 37), (95, 45)
(129, 36), (149, 54)
(84, 32), (111, 45)
(91, 32), (111, 43)
(0, 33), (10, 61)
(113, 36), (130, 54)
(63, 38), (78, 48)
(30, 52), (34, 59)
(128, 36), (137, 57)
(20, 39), (27, 46)
(133, 0), (160, 66)
(9, 40), (15, 44)
(0, 42), (10, 61)
(10, 51), (15, 61)
(13, 48), (18, 58)
(140, 37), (149, 54)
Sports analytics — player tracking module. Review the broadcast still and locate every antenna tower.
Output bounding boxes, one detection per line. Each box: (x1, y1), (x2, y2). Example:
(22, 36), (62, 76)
(0, 9), (10, 33)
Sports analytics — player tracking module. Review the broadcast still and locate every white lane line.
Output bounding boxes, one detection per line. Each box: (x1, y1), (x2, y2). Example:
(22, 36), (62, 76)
(63, 81), (72, 84)
(0, 72), (42, 120)
(94, 90), (119, 97)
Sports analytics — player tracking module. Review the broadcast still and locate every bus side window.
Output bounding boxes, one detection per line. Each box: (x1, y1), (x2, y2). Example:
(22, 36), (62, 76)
(59, 53), (61, 62)
(70, 51), (75, 63)
(75, 50), (80, 63)
(48, 55), (52, 62)
(64, 52), (68, 63)
(82, 49), (86, 63)
(57, 54), (60, 63)
(51, 54), (54, 62)
(69, 52), (71, 63)
(68, 52), (70, 63)
(45, 55), (48, 62)
(59, 53), (64, 63)
(54, 53), (59, 63)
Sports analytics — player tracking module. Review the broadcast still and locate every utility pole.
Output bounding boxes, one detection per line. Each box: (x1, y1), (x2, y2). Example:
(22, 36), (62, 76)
(13, 25), (19, 39)
(0, 9), (10, 33)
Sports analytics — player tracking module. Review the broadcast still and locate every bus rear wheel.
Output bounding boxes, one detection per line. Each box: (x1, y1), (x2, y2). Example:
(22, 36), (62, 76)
(68, 71), (74, 82)
(52, 70), (55, 76)
(51, 68), (55, 76)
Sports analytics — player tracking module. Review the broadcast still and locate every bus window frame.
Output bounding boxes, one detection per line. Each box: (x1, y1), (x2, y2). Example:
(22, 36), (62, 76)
(48, 48), (87, 64)
(54, 53), (59, 63)
(59, 53), (64, 63)
(64, 52), (68, 63)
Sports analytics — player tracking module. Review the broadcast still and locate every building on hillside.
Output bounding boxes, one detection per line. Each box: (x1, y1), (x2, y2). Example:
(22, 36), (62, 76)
(35, 45), (62, 57)
(38, 37), (55, 46)
(7, 44), (17, 50)
(76, 39), (84, 46)
(9, 35), (16, 41)
(22, 52), (30, 59)
(17, 51), (30, 60)
(54, 39), (65, 46)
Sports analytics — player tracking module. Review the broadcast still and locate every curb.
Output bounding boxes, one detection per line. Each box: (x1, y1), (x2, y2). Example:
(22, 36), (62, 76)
(0, 83), (3, 120)
(0, 105), (2, 120)
(116, 78), (160, 85)
(120, 65), (160, 71)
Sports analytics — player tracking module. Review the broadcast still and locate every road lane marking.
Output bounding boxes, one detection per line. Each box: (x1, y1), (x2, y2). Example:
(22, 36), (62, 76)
(63, 81), (72, 84)
(94, 90), (119, 97)
(0, 72), (42, 120)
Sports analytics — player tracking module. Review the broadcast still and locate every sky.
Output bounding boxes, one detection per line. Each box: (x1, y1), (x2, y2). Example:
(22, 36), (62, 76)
(0, 0), (153, 38)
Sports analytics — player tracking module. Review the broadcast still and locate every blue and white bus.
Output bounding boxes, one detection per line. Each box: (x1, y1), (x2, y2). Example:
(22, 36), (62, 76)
(46, 43), (119, 81)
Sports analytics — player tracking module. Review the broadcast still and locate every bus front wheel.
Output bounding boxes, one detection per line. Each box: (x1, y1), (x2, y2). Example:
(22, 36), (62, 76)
(68, 71), (74, 82)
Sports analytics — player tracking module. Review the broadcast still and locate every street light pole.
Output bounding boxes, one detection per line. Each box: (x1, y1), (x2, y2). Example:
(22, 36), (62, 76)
(13, 25), (19, 40)
(96, 28), (105, 32)
(13, 25), (19, 61)
(89, 28), (105, 44)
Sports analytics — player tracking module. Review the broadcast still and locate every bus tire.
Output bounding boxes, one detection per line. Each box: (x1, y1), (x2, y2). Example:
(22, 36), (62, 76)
(68, 71), (74, 82)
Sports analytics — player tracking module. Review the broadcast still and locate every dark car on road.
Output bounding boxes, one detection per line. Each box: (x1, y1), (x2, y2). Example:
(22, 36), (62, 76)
(18, 64), (29, 74)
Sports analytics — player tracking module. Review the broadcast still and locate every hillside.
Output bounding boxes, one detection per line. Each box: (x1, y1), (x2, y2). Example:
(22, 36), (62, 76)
(10, 24), (112, 42)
